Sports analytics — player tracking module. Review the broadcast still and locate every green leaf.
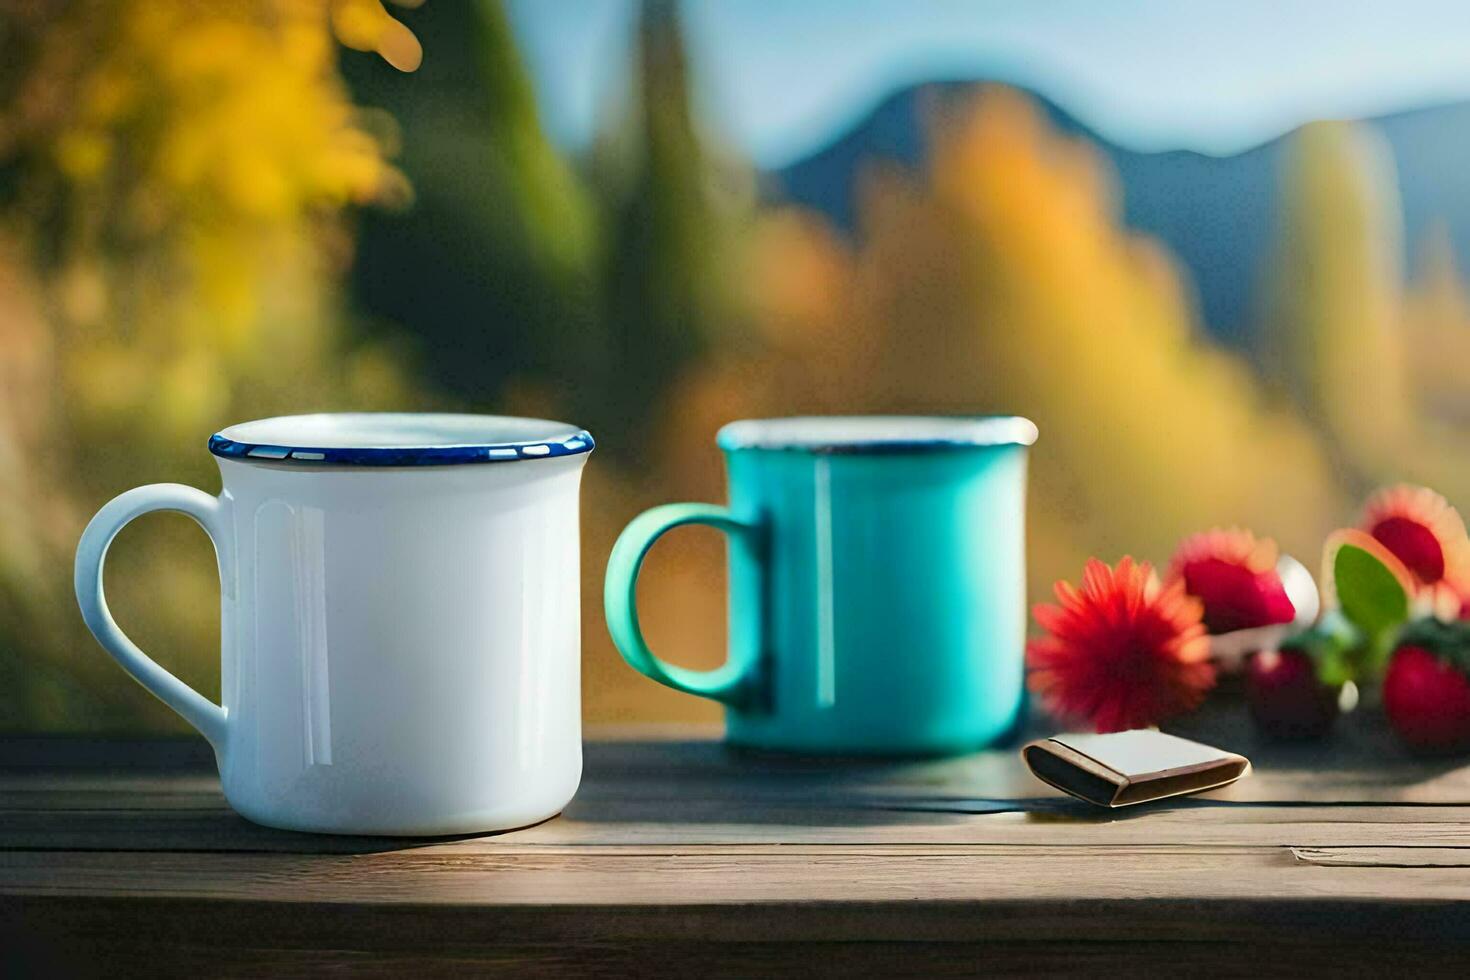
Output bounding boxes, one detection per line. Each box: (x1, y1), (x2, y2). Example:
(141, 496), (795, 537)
(1334, 543), (1410, 641)
(1282, 610), (1362, 687)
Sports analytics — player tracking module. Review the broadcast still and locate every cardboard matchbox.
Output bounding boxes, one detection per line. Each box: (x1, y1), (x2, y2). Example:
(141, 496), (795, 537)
(1022, 730), (1250, 807)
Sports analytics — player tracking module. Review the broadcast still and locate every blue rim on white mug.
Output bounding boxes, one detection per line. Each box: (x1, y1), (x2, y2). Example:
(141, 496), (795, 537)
(207, 412), (595, 466)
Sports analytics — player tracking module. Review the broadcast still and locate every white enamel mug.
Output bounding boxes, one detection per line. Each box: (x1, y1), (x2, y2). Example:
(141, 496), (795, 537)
(74, 413), (593, 835)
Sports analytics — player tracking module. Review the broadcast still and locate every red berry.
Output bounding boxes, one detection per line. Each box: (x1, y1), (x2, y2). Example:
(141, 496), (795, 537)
(1384, 645), (1470, 753)
(1245, 648), (1340, 739)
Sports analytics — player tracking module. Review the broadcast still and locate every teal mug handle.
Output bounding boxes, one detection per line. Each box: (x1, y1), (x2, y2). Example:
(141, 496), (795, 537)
(604, 503), (763, 709)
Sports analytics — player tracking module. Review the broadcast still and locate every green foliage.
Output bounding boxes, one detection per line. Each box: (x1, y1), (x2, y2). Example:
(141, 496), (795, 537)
(343, 1), (746, 460)
(1282, 536), (1415, 684)
(1318, 540), (1413, 678)
(472, 0), (594, 272)
(342, 0), (598, 403)
(1282, 610), (1362, 688)
(591, 0), (736, 449)
(1333, 543), (1410, 641)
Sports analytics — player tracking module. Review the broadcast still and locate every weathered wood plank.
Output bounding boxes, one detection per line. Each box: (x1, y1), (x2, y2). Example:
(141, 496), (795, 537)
(495, 812), (1470, 849)
(4, 726), (1470, 973)
(7, 896), (1470, 978)
(6, 737), (1470, 807)
(6, 800), (1470, 852)
(4, 846), (1470, 972)
(1292, 846), (1470, 867)
(7, 847), (1470, 908)
(8, 922), (1470, 979)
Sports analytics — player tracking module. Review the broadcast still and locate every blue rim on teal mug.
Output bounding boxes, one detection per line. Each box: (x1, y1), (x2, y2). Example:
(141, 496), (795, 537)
(604, 415), (1038, 756)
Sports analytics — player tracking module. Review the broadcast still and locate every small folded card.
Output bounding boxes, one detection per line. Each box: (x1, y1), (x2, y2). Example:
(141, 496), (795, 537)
(1022, 730), (1250, 807)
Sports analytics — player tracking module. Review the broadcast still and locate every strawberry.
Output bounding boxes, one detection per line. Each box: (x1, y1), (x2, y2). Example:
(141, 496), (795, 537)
(1383, 619), (1470, 753)
(1245, 648), (1341, 739)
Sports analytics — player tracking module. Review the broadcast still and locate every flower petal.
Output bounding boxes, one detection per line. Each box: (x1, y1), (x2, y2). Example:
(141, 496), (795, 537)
(1027, 557), (1215, 732)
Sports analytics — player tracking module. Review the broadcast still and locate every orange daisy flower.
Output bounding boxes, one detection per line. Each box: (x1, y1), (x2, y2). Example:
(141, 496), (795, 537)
(1166, 528), (1296, 634)
(1028, 557), (1215, 732)
(1361, 485), (1470, 596)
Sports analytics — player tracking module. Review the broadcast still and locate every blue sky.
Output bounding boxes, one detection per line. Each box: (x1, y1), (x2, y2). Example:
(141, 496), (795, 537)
(504, 0), (1470, 168)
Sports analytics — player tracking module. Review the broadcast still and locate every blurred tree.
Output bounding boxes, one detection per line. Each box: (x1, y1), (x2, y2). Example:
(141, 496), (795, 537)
(1403, 225), (1470, 427)
(343, 0), (749, 458)
(0, 0), (416, 730)
(588, 0), (747, 454)
(1256, 122), (1411, 491)
(342, 0), (599, 411)
(1254, 124), (1470, 507)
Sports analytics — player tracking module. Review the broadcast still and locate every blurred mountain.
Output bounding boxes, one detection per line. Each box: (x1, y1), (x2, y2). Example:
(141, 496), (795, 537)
(773, 82), (1470, 345)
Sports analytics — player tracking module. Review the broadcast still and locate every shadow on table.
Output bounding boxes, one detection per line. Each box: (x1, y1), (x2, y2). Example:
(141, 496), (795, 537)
(13, 693), (1469, 848)
(562, 727), (1060, 826)
(566, 695), (1470, 827)
(1, 736), (539, 855)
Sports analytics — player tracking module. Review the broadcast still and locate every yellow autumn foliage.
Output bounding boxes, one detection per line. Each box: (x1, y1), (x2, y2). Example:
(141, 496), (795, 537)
(1258, 122), (1411, 482)
(0, 1), (421, 729)
(1260, 120), (1470, 507)
(13, 0), (412, 443)
(1404, 226), (1470, 425)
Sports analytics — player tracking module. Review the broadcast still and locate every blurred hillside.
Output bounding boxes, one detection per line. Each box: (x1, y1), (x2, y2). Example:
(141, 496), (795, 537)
(778, 85), (1470, 346)
(4, 1), (1470, 730)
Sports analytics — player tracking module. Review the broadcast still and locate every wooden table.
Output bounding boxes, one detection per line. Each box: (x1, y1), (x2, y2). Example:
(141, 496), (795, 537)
(5, 707), (1470, 976)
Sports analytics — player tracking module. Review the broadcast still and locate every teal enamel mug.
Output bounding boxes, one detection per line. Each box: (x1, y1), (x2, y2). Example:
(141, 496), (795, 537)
(604, 416), (1037, 756)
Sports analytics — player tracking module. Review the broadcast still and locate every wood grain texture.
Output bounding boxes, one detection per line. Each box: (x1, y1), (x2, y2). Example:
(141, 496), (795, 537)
(5, 711), (1470, 975)
(7, 901), (1469, 979)
(1292, 846), (1470, 867)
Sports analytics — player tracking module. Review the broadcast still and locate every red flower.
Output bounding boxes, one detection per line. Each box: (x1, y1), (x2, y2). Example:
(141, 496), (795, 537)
(1166, 528), (1296, 634)
(1028, 557), (1215, 732)
(1361, 485), (1470, 596)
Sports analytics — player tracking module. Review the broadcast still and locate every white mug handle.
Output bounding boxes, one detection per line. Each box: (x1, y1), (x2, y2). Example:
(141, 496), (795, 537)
(74, 484), (231, 749)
